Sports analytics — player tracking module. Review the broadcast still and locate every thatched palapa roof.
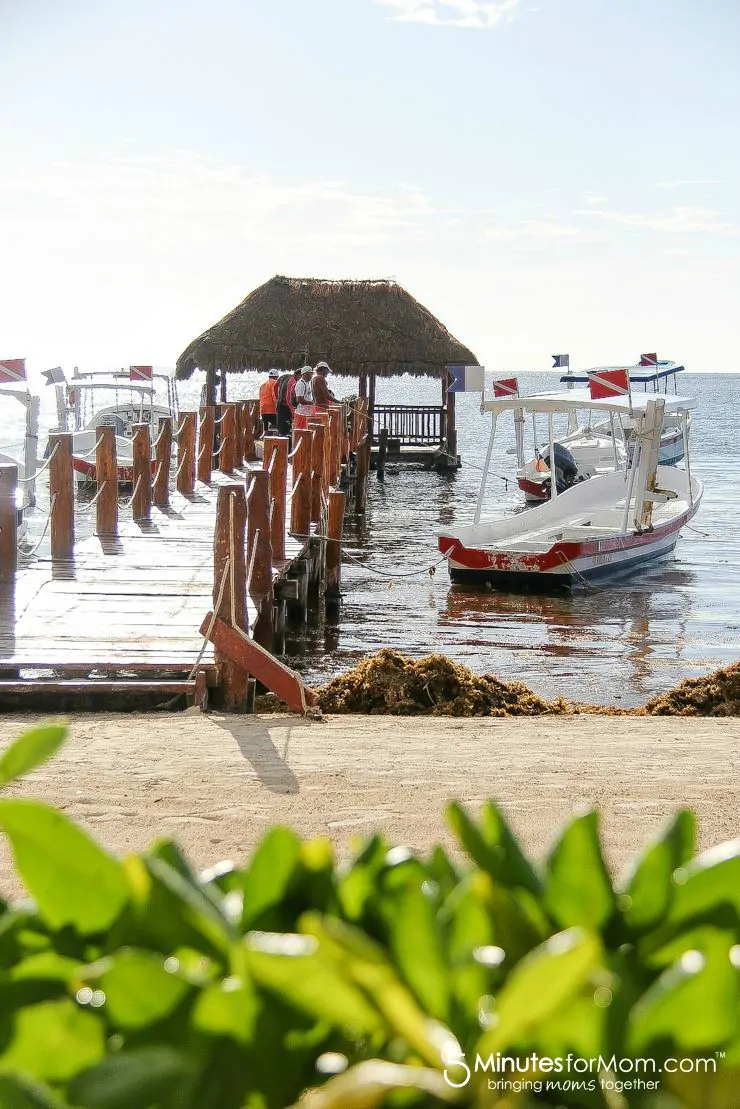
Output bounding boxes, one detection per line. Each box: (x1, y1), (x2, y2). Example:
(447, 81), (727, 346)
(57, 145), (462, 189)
(175, 276), (478, 380)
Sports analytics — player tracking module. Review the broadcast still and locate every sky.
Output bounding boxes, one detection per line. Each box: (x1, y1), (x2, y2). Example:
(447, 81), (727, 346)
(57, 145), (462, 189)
(1, 0), (739, 378)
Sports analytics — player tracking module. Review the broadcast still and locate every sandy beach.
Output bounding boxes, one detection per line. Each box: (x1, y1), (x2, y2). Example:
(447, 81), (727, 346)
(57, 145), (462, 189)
(0, 711), (738, 895)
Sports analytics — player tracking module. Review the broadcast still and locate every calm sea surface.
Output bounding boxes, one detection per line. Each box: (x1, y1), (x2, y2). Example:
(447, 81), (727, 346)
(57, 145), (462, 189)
(5, 371), (739, 708)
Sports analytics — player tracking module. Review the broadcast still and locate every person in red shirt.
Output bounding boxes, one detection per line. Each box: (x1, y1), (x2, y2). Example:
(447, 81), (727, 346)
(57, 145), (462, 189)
(312, 361), (337, 408)
(276, 368), (301, 436)
(259, 369), (280, 433)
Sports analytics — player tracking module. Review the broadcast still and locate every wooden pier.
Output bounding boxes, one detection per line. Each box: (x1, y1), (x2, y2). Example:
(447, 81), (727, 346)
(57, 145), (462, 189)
(0, 400), (371, 713)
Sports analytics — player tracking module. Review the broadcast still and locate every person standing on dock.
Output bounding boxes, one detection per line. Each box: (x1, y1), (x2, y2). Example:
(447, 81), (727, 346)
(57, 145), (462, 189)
(293, 365), (315, 430)
(259, 369), (280, 433)
(276, 367), (301, 437)
(311, 361), (338, 409)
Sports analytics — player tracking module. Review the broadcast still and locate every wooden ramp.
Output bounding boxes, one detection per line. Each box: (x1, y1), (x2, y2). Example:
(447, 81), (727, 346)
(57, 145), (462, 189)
(0, 470), (309, 710)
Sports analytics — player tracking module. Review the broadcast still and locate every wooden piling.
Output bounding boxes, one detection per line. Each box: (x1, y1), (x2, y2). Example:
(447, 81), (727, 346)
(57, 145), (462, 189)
(241, 401), (256, 463)
(177, 412), (197, 496)
(328, 405), (343, 486)
(325, 489), (346, 606)
(0, 464), (18, 585)
(132, 424), (152, 522)
(307, 419), (325, 523)
(246, 470), (274, 651)
(96, 426), (118, 537)
(289, 429), (312, 538)
(263, 436), (288, 560)
(212, 484), (250, 710)
(356, 434), (370, 513)
(197, 406), (215, 485)
(377, 427), (389, 483)
(153, 417), (172, 508)
(233, 403), (244, 469)
(48, 432), (74, 561)
(220, 403), (238, 474)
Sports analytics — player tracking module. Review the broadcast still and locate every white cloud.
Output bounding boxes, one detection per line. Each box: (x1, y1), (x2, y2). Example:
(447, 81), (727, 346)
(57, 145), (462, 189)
(575, 205), (737, 235)
(486, 216), (578, 239)
(375, 0), (523, 28)
(654, 179), (725, 190)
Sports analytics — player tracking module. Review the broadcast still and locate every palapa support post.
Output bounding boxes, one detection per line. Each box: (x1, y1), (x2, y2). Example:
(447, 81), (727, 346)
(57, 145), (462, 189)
(328, 404), (343, 486)
(307, 419), (325, 524)
(368, 371), (376, 432)
(132, 424), (152, 522)
(246, 470), (274, 652)
(220, 403), (238, 474)
(289, 429), (312, 538)
(234, 403), (244, 470)
(177, 412), (197, 496)
(445, 368), (457, 462)
(263, 436), (288, 561)
(0, 464), (18, 586)
(377, 427), (389, 483)
(352, 397), (368, 453)
(325, 489), (346, 608)
(154, 417), (172, 508)
(211, 484), (250, 711)
(48, 432), (74, 562)
(96, 426), (118, 537)
(197, 406), (215, 485)
(355, 434), (370, 513)
(242, 401), (257, 462)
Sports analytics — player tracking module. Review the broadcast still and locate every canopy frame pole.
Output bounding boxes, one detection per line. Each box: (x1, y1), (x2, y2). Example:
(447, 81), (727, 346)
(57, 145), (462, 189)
(681, 410), (694, 509)
(474, 413), (497, 525)
(547, 413), (557, 499)
(609, 413), (620, 469)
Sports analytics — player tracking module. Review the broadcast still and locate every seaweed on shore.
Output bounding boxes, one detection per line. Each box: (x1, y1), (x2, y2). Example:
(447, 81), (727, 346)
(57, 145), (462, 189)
(315, 648), (573, 717)
(642, 661), (740, 716)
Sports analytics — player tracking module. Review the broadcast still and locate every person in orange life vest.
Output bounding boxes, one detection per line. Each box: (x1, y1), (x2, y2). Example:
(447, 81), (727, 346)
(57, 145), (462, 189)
(292, 366), (315, 430)
(311, 361), (337, 408)
(276, 368), (301, 436)
(259, 369), (280, 433)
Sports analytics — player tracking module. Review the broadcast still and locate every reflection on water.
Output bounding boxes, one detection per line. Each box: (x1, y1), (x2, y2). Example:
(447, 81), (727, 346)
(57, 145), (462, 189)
(6, 371), (740, 708)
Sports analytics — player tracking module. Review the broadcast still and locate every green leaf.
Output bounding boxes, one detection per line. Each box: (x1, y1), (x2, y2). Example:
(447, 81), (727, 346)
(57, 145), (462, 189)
(0, 1074), (69, 1109)
(239, 827), (301, 930)
(544, 810), (616, 931)
(619, 810), (696, 932)
(10, 953), (82, 983)
(446, 801), (540, 893)
(0, 726), (67, 789)
(667, 838), (740, 929)
(384, 882), (450, 1023)
(0, 998), (104, 1081)
(288, 1060), (456, 1109)
(89, 947), (191, 1030)
(628, 931), (738, 1054)
(68, 1047), (188, 1109)
(0, 800), (129, 934)
(192, 976), (259, 1044)
(476, 927), (601, 1054)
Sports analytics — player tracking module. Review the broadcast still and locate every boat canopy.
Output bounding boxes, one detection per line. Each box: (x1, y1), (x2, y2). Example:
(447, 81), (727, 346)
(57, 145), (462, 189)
(482, 388), (696, 417)
(559, 361), (684, 385)
(68, 377), (156, 397)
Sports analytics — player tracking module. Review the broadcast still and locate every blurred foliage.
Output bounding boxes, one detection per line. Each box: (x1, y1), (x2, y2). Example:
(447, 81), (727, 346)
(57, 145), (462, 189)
(0, 724), (738, 1107)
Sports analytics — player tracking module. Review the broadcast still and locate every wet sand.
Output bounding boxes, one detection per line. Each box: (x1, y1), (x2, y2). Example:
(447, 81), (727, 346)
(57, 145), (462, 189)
(1, 712), (737, 894)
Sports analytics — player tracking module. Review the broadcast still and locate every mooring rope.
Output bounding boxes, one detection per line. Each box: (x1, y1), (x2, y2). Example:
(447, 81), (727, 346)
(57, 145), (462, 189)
(118, 474), (144, 510)
(78, 481), (109, 513)
(17, 442), (59, 483)
(17, 493), (57, 556)
(76, 434), (106, 461)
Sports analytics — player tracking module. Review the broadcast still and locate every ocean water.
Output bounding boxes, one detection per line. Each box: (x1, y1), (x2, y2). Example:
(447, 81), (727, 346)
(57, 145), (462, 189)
(3, 371), (738, 708)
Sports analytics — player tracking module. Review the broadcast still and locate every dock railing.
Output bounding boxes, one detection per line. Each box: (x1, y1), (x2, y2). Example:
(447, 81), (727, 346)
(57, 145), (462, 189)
(372, 404), (446, 446)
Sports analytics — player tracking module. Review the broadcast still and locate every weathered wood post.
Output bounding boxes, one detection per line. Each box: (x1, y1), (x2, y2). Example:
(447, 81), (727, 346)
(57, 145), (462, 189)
(96, 426), (118, 537)
(246, 470), (274, 651)
(234, 403), (244, 470)
(307, 419), (325, 524)
(290, 429), (312, 538)
(177, 412), (197, 496)
(328, 404), (343, 486)
(220, 403), (238, 474)
(154, 417), (172, 508)
(444, 367), (457, 462)
(0, 464), (18, 585)
(355, 434), (370, 513)
(132, 424), (152, 522)
(241, 401), (256, 463)
(263, 436), (288, 560)
(212, 484), (250, 710)
(377, 427), (389, 483)
(48, 432), (74, 561)
(197, 406), (215, 485)
(325, 489), (346, 609)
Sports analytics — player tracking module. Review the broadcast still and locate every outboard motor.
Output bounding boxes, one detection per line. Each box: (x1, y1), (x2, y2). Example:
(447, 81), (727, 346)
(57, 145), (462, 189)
(540, 442), (580, 495)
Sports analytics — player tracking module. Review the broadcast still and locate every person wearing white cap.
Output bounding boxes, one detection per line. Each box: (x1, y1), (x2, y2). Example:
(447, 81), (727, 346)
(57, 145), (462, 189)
(259, 368), (280, 433)
(312, 361), (337, 409)
(293, 365), (315, 431)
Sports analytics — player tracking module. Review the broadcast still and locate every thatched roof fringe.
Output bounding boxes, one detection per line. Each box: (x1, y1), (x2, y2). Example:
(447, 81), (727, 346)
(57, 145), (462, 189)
(175, 276), (478, 380)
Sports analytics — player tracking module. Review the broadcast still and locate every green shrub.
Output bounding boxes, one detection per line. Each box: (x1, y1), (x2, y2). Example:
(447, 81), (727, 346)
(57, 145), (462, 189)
(0, 725), (738, 1107)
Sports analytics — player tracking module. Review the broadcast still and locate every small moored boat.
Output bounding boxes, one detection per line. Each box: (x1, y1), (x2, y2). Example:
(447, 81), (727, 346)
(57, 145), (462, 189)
(438, 376), (701, 591)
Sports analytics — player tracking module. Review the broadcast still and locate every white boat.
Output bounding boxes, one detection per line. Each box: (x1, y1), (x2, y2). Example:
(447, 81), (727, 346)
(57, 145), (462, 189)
(518, 359), (689, 503)
(438, 384), (700, 591)
(52, 370), (177, 486)
(0, 380), (41, 543)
